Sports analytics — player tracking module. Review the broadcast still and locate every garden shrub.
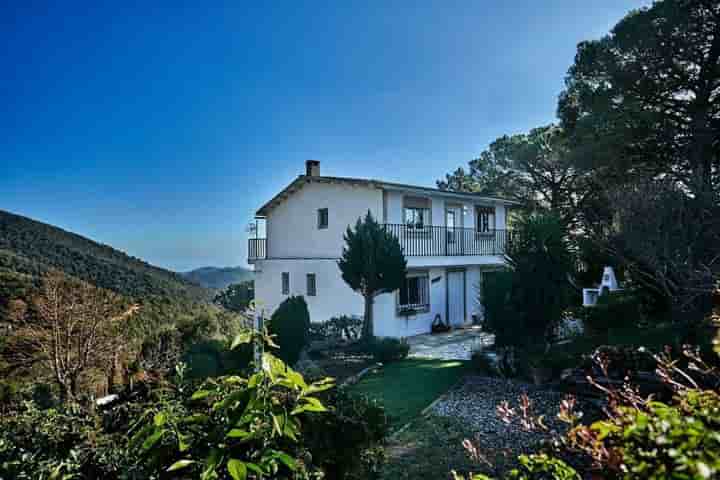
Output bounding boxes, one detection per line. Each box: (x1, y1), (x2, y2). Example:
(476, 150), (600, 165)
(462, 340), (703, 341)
(268, 295), (311, 365)
(583, 291), (642, 334)
(131, 331), (335, 480)
(182, 339), (253, 379)
(587, 390), (720, 479)
(309, 315), (363, 343)
(370, 337), (410, 363)
(470, 348), (497, 375)
(303, 388), (389, 479)
(483, 213), (573, 350)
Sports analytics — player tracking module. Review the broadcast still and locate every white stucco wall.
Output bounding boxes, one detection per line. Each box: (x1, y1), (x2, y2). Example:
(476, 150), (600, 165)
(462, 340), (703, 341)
(266, 182), (383, 259)
(254, 258), (364, 322)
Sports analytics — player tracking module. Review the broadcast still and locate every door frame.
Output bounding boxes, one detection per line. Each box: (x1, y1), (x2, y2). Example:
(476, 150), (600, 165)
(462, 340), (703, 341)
(445, 267), (467, 327)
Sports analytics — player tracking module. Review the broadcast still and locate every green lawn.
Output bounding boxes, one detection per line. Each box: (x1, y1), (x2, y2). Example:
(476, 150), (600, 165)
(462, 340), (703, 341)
(348, 358), (470, 428)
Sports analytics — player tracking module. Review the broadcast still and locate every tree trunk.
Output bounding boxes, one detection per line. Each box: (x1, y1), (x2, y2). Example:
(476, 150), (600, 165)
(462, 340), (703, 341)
(362, 294), (374, 340)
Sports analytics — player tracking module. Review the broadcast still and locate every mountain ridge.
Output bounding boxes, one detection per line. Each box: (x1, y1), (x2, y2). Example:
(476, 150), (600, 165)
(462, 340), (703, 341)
(0, 209), (209, 301)
(181, 266), (253, 290)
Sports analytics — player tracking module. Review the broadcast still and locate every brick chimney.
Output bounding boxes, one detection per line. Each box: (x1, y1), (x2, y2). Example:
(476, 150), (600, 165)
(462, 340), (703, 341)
(305, 159), (320, 177)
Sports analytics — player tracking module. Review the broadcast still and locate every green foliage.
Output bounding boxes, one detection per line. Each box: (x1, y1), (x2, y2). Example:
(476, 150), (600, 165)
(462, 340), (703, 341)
(338, 211), (407, 338)
(582, 291), (642, 335)
(269, 295), (311, 365)
(470, 348), (496, 375)
(590, 390), (720, 479)
(182, 339), (253, 379)
(558, 0), (719, 200)
(369, 338), (410, 364)
(131, 331), (334, 480)
(483, 213), (573, 348)
(303, 389), (389, 479)
(0, 399), (148, 480)
(438, 125), (586, 226)
(507, 454), (580, 480)
(481, 270), (522, 348)
(214, 280), (255, 313)
(308, 315), (363, 343)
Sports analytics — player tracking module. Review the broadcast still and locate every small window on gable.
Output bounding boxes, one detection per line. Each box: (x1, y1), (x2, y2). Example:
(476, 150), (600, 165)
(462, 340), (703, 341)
(317, 208), (329, 229)
(281, 272), (289, 295)
(306, 273), (316, 296)
(476, 206), (495, 233)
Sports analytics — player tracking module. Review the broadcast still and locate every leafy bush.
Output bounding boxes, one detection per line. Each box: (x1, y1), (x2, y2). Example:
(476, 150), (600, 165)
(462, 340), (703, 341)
(583, 291), (642, 334)
(483, 213), (573, 349)
(269, 295), (311, 365)
(470, 348), (497, 375)
(588, 390), (720, 479)
(182, 339), (253, 379)
(309, 315), (363, 343)
(507, 454), (580, 480)
(303, 389), (389, 479)
(131, 330), (335, 480)
(370, 338), (410, 363)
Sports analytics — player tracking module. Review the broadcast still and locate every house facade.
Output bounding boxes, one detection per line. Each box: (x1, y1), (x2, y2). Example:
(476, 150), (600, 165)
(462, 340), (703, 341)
(248, 160), (515, 338)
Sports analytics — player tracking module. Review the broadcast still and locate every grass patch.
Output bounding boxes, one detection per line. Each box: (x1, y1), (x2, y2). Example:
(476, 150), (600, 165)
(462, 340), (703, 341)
(348, 358), (470, 428)
(381, 415), (479, 480)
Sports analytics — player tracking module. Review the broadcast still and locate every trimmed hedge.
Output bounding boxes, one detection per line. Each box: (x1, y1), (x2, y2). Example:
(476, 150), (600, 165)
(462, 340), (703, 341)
(268, 295), (311, 365)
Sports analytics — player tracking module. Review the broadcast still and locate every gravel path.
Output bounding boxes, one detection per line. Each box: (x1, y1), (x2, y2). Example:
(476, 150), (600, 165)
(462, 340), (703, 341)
(428, 376), (569, 460)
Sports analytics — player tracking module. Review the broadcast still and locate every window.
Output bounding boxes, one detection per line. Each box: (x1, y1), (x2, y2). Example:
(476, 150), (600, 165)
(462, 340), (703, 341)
(404, 207), (430, 229)
(403, 196), (431, 229)
(306, 273), (316, 296)
(281, 272), (289, 295)
(317, 208), (328, 229)
(398, 271), (430, 311)
(476, 207), (495, 233)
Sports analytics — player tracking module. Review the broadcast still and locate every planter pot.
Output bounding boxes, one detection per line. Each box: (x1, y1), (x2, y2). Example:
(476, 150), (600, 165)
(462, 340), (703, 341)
(530, 366), (553, 385)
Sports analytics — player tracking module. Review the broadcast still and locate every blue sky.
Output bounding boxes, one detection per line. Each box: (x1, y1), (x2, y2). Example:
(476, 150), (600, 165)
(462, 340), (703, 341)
(1, 1), (647, 271)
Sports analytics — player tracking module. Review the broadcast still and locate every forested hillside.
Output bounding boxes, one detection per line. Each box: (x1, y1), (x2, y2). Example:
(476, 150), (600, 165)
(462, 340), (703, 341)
(0, 209), (209, 301)
(181, 266), (253, 290)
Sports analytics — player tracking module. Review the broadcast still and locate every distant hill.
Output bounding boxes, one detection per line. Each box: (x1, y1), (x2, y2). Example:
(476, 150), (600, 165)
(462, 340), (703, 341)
(0, 209), (209, 301)
(182, 266), (253, 290)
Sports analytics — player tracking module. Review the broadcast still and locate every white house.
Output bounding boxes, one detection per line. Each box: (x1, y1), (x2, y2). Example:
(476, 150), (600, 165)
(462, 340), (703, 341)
(248, 160), (516, 338)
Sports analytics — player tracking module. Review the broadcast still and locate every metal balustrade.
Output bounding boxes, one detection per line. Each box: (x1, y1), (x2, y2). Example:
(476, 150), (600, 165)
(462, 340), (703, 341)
(248, 225), (509, 261)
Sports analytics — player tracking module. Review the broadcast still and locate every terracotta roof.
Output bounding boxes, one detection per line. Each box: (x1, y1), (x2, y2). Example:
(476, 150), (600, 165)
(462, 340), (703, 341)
(255, 175), (520, 217)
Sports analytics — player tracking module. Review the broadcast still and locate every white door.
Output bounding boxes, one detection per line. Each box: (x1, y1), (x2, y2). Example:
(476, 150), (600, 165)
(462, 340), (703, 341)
(447, 270), (466, 327)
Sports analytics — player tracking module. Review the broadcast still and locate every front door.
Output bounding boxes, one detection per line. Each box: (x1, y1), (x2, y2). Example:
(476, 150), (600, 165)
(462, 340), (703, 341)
(447, 269), (466, 327)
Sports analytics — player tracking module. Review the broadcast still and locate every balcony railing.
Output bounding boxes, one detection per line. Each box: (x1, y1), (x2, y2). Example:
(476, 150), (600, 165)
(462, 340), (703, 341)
(383, 224), (509, 257)
(247, 225), (510, 261)
(248, 238), (266, 261)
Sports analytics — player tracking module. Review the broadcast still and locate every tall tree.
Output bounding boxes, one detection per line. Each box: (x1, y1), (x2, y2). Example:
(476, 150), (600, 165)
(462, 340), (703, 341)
(438, 125), (590, 226)
(2, 272), (137, 401)
(338, 212), (407, 339)
(558, 0), (720, 201)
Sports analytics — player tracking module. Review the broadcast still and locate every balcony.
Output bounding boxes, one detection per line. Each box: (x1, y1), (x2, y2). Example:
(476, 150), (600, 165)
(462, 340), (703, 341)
(248, 225), (509, 262)
(248, 238), (267, 262)
(383, 224), (509, 257)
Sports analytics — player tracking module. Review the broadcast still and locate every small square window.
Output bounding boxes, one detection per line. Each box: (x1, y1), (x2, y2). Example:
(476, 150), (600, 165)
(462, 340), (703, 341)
(281, 272), (289, 295)
(306, 273), (316, 296)
(317, 208), (329, 229)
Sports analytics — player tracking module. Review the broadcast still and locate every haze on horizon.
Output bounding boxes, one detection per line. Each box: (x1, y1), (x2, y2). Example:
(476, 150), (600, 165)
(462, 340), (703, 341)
(1, 1), (649, 271)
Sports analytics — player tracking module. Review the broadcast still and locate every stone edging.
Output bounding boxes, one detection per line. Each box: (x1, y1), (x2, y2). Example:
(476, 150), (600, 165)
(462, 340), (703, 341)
(390, 374), (469, 439)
